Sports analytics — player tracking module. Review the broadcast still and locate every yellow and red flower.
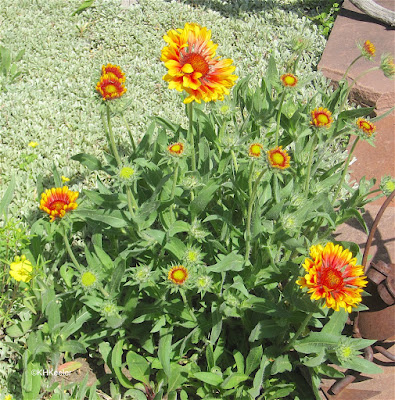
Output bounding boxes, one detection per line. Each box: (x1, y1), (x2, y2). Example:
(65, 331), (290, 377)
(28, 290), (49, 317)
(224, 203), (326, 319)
(39, 186), (79, 222)
(96, 74), (127, 100)
(167, 142), (184, 156)
(296, 242), (368, 312)
(267, 146), (290, 169)
(280, 73), (298, 87)
(249, 143), (264, 158)
(356, 118), (376, 136)
(168, 265), (189, 285)
(311, 107), (333, 128)
(101, 64), (126, 83)
(161, 23), (238, 104)
(361, 40), (375, 59)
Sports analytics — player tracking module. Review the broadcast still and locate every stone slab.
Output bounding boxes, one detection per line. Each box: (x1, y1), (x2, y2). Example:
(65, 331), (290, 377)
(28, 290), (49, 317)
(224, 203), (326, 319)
(318, 0), (395, 114)
(334, 203), (395, 266)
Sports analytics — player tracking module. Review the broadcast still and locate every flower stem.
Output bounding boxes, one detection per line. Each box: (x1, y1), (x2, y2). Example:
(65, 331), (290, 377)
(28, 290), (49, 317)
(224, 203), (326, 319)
(187, 102), (196, 171)
(245, 169), (266, 263)
(126, 187), (136, 217)
(341, 55), (363, 81)
(248, 162), (255, 196)
(171, 163), (179, 200)
(282, 311), (314, 353)
(62, 230), (82, 272)
(275, 90), (286, 147)
(331, 136), (360, 206)
(121, 112), (136, 153)
(106, 104), (122, 166)
(304, 135), (317, 194)
(230, 149), (239, 174)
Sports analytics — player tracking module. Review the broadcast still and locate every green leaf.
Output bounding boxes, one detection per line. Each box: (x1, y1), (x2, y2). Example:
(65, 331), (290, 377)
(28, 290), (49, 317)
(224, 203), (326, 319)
(294, 332), (339, 354)
(94, 245), (114, 272)
(158, 330), (172, 378)
(71, 153), (103, 171)
(46, 300), (61, 333)
(190, 181), (219, 216)
(111, 340), (134, 389)
(271, 355), (293, 375)
(220, 372), (249, 390)
(59, 307), (92, 340)
(248, 355), (269, 398)
(193, 371), (223, 386)
(321, 309), (347, 336)
(164, 237), (186, 259)
(245, 345), (263, 376)
(208, 252), (244, 273)
(109, 259), (126, 295)
(123, 389), (147, 400)
(71, 0), (95, 16)
(168, 363), (188, 393)
(249, 320), (283, 341)
(126, 351), (151, 384)
(0, 175), (15, 217)
(340, 356), (382, 374)
(60, 340), (86, 355)
(6, 320), (32, 338)
(338, 107), (375, 120)
(74, 209), (128, 228)
(315, 364), (344, 378)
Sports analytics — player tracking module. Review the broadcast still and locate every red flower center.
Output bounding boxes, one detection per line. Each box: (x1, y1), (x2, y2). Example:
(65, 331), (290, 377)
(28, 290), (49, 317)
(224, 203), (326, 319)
(182, 53), (209, 75)
(49, 199), (68, 212)
(322, 268), (343, 290)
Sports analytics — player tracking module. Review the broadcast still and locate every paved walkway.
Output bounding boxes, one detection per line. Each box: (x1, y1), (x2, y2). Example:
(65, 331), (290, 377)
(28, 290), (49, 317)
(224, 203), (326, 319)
(318, 1), (394, 398)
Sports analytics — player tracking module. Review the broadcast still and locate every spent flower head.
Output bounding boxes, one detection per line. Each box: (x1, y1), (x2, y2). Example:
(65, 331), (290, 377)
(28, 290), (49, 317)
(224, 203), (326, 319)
(183, 245), (204, 266)
(196, 275), (212, 294)
(380, 53), (395, 79)
(80, 270), (99, 291)
(380, 175), (395, 196)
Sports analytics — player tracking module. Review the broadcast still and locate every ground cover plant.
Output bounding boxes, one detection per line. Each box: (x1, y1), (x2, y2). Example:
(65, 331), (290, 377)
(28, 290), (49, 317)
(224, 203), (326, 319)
(1, 1), (395, 400)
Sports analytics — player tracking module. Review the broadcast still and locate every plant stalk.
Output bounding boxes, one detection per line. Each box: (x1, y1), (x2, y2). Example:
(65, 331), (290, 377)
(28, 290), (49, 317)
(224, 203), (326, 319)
(275, 90), (286, 146)
(245, 169), (266, 263)
(106, 104), (122, 166)
(121, 112), (136, 153)
(304, 135), (318, 194)
(282, 311), (314, 353)
(187, 102), (196, 171)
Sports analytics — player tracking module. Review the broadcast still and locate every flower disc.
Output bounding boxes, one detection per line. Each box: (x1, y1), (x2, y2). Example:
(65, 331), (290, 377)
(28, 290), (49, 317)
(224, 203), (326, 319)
(96, 75), (127, 100)
(168, 265), (188, 285)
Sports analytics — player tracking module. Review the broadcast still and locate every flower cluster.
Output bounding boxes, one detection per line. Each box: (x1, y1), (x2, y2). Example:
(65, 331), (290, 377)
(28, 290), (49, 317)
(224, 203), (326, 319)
(9, 255), (33, 283)
(96, 63), (127, 100)
(161, 23), (238, 103)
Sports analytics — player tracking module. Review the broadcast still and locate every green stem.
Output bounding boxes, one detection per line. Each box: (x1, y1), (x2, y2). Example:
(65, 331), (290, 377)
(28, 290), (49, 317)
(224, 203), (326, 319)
(126, 187), (136, 217)
(62, 230), (82, 272)
(275, 90), (286, 146)
(187, 102), (196, 171)
(121, 113), (136, 153)
(248, 162), (255, 197)
(341, 55), (363, 81)
(340, 67), (380, 111)
(273, 174), (280, 203)
(106, 104), (122, 166)
(304, 135), (318, 194)
(230, 150), (239, 174)
(331, 136), (360, 206)
(282, 311), (314, 353)
(245, 169), (266, 263)
(170, 163), (179, 200)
